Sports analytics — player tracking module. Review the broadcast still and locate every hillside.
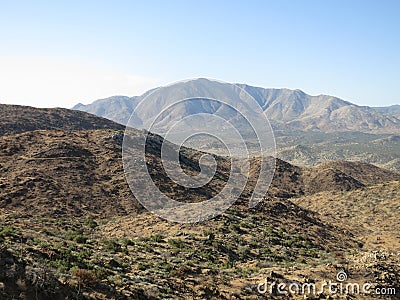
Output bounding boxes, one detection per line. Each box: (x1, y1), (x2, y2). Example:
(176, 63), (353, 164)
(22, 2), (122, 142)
(1, 128), (397, 219)
(313, 160), (400, 185)
(0, 126), (383, 299)
(275, 130), (400, 173)
(1, 105), (400, 298)
(1, 130), (399, 298)
(0, 129), (235, 218)
(292, 180), (400, 252)
(373, 104), (400, 118)
(268, 158), (400, 198)
(0, 104), (124, 135)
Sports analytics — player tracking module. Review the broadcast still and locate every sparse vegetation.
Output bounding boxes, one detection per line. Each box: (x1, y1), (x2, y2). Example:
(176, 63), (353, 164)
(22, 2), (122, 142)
(0, 110), (399, 299)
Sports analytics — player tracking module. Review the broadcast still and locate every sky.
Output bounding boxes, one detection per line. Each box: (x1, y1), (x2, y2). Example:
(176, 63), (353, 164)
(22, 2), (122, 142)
(0, 0), (399, 108)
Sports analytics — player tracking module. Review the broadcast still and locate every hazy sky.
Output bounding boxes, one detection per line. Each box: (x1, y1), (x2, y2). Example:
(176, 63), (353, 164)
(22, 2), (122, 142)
(0, 0), (399, 108)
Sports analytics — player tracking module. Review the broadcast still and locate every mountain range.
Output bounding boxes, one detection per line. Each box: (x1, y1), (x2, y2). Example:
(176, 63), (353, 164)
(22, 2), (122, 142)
(73, 78), (400, 133)
(73, 78), (400, 173)
(374, 104), (400, 119)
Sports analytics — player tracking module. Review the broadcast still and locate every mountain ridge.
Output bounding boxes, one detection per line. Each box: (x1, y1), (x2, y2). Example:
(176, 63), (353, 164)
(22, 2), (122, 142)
(373, 104), (400, 118)
(0, 103), (125, 135)
(73, 79), (400, 134)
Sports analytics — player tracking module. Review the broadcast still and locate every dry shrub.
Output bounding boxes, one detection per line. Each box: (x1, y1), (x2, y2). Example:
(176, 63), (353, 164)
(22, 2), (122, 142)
(72, 269), (97, 286)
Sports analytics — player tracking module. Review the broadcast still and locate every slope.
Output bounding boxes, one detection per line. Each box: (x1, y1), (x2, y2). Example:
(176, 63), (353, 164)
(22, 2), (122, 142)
(1, 105), (400, 298)
(0, 104), (125, 135)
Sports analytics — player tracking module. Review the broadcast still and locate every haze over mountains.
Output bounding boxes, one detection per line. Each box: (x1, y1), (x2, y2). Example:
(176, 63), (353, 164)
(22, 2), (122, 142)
(74, 96), (139, 128)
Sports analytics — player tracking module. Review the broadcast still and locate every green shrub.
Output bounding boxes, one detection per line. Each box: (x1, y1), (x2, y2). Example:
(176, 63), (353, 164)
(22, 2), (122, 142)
(84, 218), (98, 229)
(150, 234), (164, 243)
(0, 226), (17, 238)
(137, 263), (147, 271)
(168, 238), (184, 249)
(65, 230), (88, 244)
(104, 239), (122, 252)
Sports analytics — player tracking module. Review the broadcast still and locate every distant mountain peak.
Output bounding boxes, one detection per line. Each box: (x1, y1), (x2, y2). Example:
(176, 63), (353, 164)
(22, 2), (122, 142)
(72, 80), (400, 134)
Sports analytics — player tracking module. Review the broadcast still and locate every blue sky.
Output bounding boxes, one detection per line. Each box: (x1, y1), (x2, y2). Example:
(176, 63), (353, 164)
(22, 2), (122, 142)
(0, 0), (399, 107)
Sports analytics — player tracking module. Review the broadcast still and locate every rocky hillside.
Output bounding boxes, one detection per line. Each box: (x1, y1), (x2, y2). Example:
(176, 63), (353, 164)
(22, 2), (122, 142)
(2, 127), (398, 219)
(292, 180), (400, 252)
(0, 104), (124, 135)
(1, 105), (400, 299)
